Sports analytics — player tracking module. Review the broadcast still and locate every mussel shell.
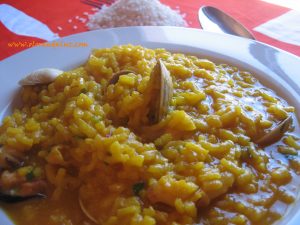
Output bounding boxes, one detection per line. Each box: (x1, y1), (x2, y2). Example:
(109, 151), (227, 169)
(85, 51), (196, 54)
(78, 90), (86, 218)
(0, 192), (46, 203)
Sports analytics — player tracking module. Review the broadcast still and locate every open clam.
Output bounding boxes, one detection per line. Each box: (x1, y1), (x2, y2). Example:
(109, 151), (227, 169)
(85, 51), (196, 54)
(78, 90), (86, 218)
(255, 115), (293, 146)
(79, 61), (173, 222)
(108, 60), (173, 125)
(146, 59), (173, 124)
(19, 68), (63, 86)
(0, 68), (61, 202)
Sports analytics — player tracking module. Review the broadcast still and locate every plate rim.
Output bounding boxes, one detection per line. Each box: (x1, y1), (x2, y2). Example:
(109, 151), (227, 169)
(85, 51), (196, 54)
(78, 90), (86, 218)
(1, 26), (300, 62)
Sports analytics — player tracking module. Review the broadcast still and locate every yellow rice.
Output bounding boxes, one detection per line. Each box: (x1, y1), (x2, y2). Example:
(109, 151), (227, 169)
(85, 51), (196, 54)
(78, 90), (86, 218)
(1, 45), (300, 225)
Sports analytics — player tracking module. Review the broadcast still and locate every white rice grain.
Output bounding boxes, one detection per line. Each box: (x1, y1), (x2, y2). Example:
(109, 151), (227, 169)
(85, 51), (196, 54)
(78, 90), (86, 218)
(87, 0), (187, 30)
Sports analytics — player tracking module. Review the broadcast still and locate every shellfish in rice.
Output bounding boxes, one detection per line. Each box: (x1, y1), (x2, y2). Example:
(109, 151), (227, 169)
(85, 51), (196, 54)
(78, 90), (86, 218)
(19, 68), (63, 86)
(0, 146), (46, 203)
(1, 45), (299, 225)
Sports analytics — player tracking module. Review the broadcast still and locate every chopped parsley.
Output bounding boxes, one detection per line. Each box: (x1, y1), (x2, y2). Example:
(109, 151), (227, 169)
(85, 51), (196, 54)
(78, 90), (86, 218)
(26, 170), (35, 181)
(132, 182), (145, 196)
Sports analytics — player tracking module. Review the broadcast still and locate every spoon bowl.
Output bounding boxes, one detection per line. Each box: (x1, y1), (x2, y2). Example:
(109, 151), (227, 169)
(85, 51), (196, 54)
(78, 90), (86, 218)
(198, 6), (255, 40)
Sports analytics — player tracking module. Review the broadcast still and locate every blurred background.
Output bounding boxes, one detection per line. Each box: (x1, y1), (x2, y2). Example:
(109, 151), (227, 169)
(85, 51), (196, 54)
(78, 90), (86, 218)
(0, 0), (299, 60)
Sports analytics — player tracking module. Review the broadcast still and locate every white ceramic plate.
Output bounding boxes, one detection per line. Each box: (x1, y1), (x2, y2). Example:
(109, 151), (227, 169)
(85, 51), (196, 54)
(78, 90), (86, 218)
(0, 26), (299, 225)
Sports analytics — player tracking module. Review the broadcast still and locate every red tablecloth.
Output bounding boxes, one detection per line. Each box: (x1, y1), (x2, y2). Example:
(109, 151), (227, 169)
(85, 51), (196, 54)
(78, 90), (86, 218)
(1, 0), (299, 61)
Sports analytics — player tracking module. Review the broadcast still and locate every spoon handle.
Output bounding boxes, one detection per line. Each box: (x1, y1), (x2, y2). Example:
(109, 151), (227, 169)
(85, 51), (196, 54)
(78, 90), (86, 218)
(198, 6), (255, 40)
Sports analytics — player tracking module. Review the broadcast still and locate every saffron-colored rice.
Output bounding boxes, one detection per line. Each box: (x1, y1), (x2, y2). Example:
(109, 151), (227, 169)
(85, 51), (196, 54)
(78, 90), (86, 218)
(1, 45), (300, 225)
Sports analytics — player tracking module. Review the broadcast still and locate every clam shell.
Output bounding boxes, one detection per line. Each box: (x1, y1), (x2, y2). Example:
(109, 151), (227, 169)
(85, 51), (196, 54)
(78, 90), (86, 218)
(19, 68), (63, 86)
(147, 59), (173, 124)
(256, 115), (292, 146)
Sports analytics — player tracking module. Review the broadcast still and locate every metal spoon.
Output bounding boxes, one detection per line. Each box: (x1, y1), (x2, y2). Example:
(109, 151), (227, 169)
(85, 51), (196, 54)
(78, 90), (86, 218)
(198, 6), (255, 40)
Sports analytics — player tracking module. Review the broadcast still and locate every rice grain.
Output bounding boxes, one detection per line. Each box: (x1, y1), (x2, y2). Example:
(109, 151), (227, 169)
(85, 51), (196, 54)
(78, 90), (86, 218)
(87, 0), (187, 30)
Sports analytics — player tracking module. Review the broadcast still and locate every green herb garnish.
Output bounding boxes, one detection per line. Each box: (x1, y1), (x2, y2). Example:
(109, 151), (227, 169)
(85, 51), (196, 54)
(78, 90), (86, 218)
(132, 182), (145, 196)
(26, 170), (35, 181)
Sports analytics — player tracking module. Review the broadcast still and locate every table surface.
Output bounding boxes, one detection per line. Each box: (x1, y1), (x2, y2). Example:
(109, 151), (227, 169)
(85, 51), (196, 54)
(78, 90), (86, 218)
(1, 0), (300, 61)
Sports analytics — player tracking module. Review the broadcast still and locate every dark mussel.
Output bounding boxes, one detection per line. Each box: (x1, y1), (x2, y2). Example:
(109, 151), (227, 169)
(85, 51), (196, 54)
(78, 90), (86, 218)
(0, 192), (46, 203)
